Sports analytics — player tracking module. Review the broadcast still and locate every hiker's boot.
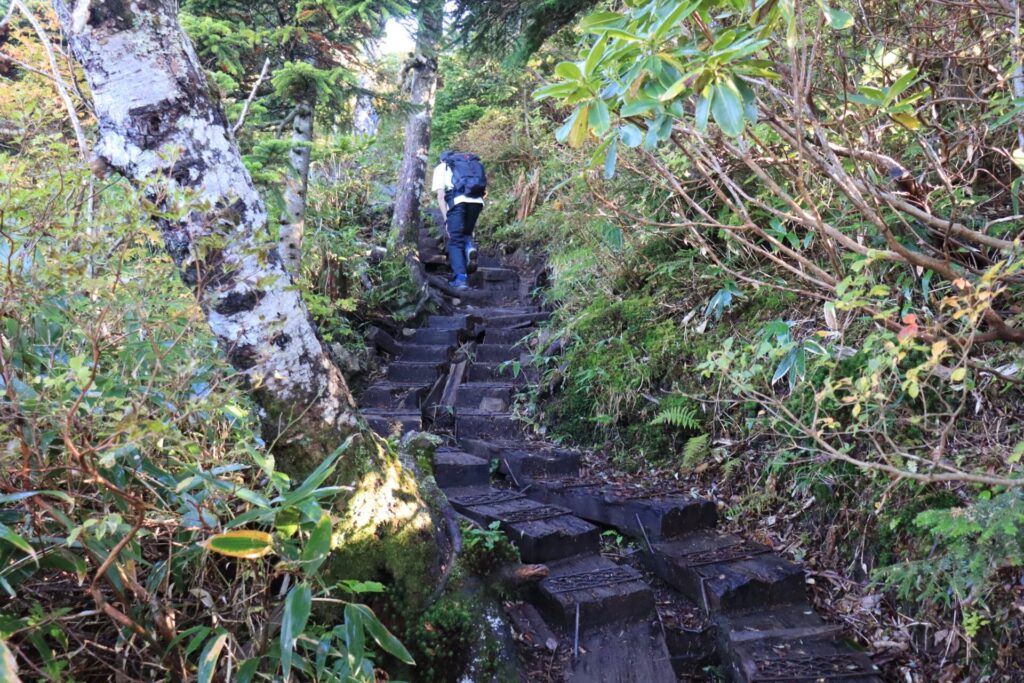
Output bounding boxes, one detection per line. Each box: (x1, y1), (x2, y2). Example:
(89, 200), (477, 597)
(448, 274), (470, 290)
(466, 240), (478, 274)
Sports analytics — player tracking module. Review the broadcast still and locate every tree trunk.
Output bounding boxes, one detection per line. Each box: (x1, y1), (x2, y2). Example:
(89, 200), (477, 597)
(391, 0), (443, 246)
(353, 72), (379, 137)
(279, 93), (315, 274)
(51, 0), (356, 475)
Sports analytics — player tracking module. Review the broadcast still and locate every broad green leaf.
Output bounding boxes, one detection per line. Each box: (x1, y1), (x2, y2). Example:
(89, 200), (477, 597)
(695, 92), (712, 131)
(533, 81), (577, 101)
(621, 98), (657, 116)
(554, 61), (583, 80)
(301, 513), (332, 575)
(0, 523), (36, 562)
(281, 584), (312, 679)
(343, 603), (366, 663)
(604, 137), (619, 179)
(588, 99), (611, 133)
(236, 658), (261, 683)
(884, 68), (919, 106)
(654, 0), (700, 39)
(348, 604), (414, 664)
(711, 78), (745, 136)
(584, 38), (607, 77)
(822, 5), (854, 29)
(659, 76), (690, 102)
(0, 639), (20, 683)
(579, 12), (624, 31)
(280, 444), (345, 507)
(619, 123), (644, 147)
(205, 530), (273, 559)
(772, 348), (797, 385)
(197, 630), (228, 683)
(602, 28), (643, 42)
(338, 579), (386, 593)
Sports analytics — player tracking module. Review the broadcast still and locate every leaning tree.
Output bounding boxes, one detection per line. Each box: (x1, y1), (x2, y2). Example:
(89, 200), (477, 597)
(50, 0), (449, 609)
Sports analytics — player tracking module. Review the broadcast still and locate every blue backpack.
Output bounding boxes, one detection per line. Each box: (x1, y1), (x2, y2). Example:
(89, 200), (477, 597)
(441, 151), (487, 202)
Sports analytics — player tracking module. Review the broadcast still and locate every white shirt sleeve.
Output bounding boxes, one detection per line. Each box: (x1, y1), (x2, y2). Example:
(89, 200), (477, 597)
(430, 163), (446, 193)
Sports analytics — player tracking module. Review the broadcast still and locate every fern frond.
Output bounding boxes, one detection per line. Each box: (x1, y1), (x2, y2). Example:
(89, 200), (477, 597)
(649, 405), (700, 430)
(682, 434), (710, 468)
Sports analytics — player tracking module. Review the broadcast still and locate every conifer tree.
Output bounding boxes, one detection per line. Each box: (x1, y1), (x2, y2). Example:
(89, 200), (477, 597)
(181, 0), (404, 271)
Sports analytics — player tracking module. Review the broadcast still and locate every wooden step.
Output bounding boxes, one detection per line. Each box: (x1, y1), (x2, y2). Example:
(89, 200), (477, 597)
(364, 410), (421, 437)
(650, 532), (806, 612)
(447, 487), (599, 563)
(386, 362), (442, 383)
(433, 449), (489, 488)
(454, 383), (517, 410)
(726, 634), (881, 683)
(425, 314), (470, 329)
(455, 411), (524, 440)
(466, 362), (537, 383)
(528, 479), (717, 541)
(396, 344), (452, 363)
(535, 555), (655, 631)
(359, 382), (424, 409)
(481, 327), (535, 344)
(409, 327), (461, 345)
(475, 344), (525, 363)
(459, 438), (582, 480)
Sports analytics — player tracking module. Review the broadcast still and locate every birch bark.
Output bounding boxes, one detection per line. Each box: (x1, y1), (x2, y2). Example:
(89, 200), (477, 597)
(279, 93), (314, 274)
(51, 0), (357, 474)
(391, 0), (443, 246)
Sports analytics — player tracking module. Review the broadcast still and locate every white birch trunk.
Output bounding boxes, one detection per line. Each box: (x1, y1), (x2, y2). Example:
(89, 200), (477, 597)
(391, 0), (443, 246)
(279, 96), (314, 274)
(352, 72), (378, 137)
(52, 0), (357, 474)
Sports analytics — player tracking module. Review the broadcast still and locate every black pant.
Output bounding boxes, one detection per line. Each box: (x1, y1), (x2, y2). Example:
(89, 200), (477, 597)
(446, 202), (482, 277)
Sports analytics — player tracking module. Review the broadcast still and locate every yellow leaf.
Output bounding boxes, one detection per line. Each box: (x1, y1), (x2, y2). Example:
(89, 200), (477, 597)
(1013, 148), (1024, 171)
(890, 112), (921, 130)
(950, 367), (967, 382)
(205, 530), (274, 559)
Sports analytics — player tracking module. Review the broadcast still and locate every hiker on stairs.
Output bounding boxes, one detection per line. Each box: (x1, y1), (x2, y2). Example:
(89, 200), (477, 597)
(433, 150), (486, 290)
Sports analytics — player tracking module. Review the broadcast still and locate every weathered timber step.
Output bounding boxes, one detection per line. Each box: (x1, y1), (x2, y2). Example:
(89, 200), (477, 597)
(476, 266), (519, 282)
(463, 305), (542, 317)
(386, 361), (443, 383)
(527, 478), (717, 541)
(481, 327), (536, 344)
(569, 620), (677, 683)
(649, 531), (806, 612)
(727, 634), (881, 682)
(716, 603), (840, 647)
(364, 410), (422, 437)
(474, 343), (524, 363)
(454, 382), (517, 410)
(396, 343), (452, 363)
(534, 554), (655, 631)
(424, 314), (470, 329)
(433, 448), (489, 488)
(466, 362), (537, 383)
(455, 411), (524, 440)
(713, 604), (881, 682)
(408, 327), (462, 345)
(360, 382), (425, 409)
(480, 312), (551, 328)
(460, 438), (582, 479)
(446, 487), (599, 563)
